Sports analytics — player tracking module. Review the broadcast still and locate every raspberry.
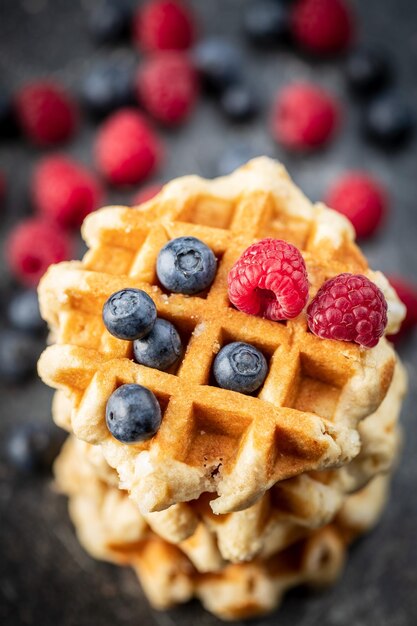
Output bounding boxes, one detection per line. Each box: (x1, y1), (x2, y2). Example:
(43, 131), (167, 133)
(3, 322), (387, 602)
(133, 0), (195, 53)
(291, 0), (353, 55)
(307, 273), (387, 348)
(32, 155), (104, 229)
(132, 183), (163, 205)
(325, 172), (386, 239)
(15, 81), (78, 146)
(136, 52), (199, 126)
(6, 218), (72, 287)
(228, 239), (309, 321)
(386, 276), (417, 343)
(94, 108), (163, 186)
(272, 82), (340, 151)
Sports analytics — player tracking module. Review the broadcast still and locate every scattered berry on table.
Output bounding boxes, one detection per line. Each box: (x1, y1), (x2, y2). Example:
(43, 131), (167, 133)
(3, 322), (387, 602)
(243, 0), (290, 47)
(133, 318), (182, 371)
(136, 52), (199, 126)
(6, 218), (72, 287)
(32, 155), (104, 229)
(386, 276), (417, 343)
(325, 171), (386, 239)
(272, 82), (340, 151)
(15, 81), (78, 146)
(307, 273), (387, 348)
(157, 236), (217, 295)
(213, 342), (268, 394)
(132, 183), (163, 206)
(106, 383), (162, 443)
(88, 0), (132, 44)
(362, 95), (415, 148)
(81, 58), (136, 119)
(291, 0), (353, 55)
(7, 289), (46, 335)
(220, 84), (258, 122)
(103, 288), (157, 340)
(94, 108), (163, 186)
(6, 423), (66, 473)
(345, 47), (391, 96)
(133, 0), (195, 53)
(228, 238), (309, 321)
(216, 143), (260, 176)
(192, 38), (243, 94)
(0, 329), (42, 383)
(0, 91), (19, 139)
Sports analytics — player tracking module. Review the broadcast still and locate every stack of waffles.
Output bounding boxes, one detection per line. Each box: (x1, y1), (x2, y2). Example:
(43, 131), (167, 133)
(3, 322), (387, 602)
(38, 158), (407, 620)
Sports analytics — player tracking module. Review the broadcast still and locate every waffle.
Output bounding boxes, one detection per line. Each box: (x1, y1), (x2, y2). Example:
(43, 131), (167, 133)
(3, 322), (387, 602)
(54, 352), (405, 571)
(54, 436), (392, 620)
(38, 157), (404, 515)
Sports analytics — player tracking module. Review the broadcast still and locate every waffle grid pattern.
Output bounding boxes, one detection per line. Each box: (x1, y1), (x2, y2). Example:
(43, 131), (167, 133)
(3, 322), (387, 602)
(39, 158), (398, 515)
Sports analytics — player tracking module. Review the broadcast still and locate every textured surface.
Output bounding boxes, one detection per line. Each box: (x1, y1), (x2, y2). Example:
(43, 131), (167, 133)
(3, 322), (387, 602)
(0, 0), (417, 625)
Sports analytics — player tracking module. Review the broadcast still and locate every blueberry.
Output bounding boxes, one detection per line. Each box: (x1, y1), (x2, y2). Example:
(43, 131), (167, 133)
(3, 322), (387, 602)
(88, 0), (131, 44)
(103, 289), (157, 340)
(220, 84), (258, 122)
(216, 143), (260, 176)
(243, 0), (289, 47)
(0, 330), (41, 383)
(345, 48), (391, 96)
(157, 237), (217, 295)
(0, 91), (19, 139)
(6, 423), (66, 473)
(81, 59), (136, 119)
(7, 290), (46, 335)
(133, 318), (182, 371)
(362, 95), (415, 147)
(106, 384), (162, 443)
(193, 38), (243, 93)
(213, 342), (268, 394)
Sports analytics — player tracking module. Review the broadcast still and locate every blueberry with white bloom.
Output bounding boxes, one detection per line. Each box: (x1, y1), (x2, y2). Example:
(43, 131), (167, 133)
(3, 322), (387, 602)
(213, 342), (268, 394)
(133, 318), (182, 371)
(156, 237), (217, 295)
(106, 384), (162, 443)
(103, 288), (156, 340)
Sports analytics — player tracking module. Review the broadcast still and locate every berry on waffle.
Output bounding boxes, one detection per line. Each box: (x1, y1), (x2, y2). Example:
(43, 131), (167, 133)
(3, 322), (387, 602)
(39, 158), (404, 516)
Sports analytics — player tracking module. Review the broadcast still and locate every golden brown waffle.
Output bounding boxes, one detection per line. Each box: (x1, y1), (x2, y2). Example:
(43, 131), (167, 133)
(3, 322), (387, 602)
(39, 157), (403, 515)
(52, 357), (405, 563)
(54, 436), (391, 620)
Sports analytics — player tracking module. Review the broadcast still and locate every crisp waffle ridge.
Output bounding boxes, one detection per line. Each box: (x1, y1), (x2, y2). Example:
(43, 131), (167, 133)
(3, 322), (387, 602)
(39, 157), (403, 515)
(55, 436), (391, 620)
(52, 358), (404, 563)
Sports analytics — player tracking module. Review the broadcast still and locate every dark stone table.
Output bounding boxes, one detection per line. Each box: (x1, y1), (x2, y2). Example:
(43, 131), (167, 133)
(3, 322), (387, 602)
(0, 1), (416, 624)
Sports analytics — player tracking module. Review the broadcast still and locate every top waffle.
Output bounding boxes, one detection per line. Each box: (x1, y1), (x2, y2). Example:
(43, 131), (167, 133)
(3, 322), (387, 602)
(38, 157), (404, 515)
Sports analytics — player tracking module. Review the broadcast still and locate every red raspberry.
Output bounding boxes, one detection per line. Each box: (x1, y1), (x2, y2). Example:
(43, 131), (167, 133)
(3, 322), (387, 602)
(132, 183), (163, 205)
(136, 52), (199, 126)
(386, 276), (417, 343)
(32, 155), (104, 229)
(307, 273), (387, 348)
(272, 82), (340, 151)
(15, 81), (78, 146)
(228, 239), (309, 321)
(94, 108), (163, 186)
(291, 0), (353, 55)
(6, 218), (72, 287)
(325, 172), (387, 239)
(133, 0), (195, 53)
